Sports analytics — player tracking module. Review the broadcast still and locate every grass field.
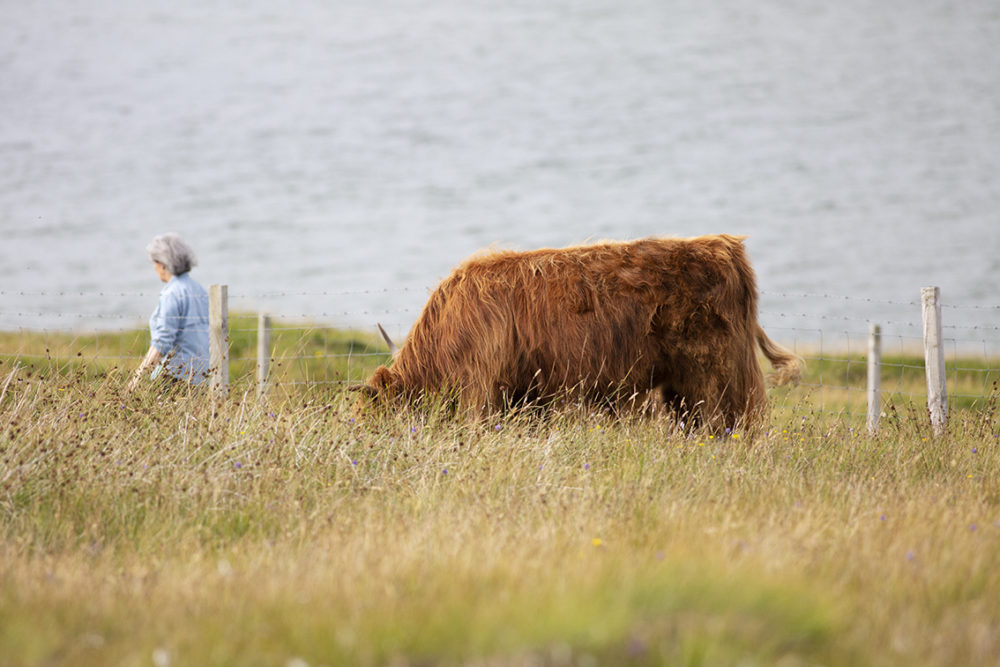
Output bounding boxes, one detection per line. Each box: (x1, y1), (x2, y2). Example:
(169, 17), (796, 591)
(1, 325), (999, 666)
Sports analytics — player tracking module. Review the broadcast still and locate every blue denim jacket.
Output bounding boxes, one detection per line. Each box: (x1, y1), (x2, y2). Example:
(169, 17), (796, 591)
(149, 273), (210, 383)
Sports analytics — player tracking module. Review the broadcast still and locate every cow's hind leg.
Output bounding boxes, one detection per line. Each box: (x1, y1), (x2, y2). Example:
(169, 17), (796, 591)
(665, 374), (735, 434)
(659, 386), (699, 428)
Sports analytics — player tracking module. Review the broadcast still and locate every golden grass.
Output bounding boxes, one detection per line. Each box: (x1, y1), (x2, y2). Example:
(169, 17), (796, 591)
(1, 329), (999, 665)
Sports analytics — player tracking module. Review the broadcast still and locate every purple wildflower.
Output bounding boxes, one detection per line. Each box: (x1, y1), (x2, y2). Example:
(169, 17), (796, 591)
(626, 638), (647, 658)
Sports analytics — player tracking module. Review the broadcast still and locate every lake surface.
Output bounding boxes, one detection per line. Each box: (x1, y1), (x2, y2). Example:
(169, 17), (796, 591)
(2, 0), (998, 351)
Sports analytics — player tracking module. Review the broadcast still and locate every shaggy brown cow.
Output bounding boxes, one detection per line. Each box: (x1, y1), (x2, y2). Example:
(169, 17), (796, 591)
(358, 235), (800, 429)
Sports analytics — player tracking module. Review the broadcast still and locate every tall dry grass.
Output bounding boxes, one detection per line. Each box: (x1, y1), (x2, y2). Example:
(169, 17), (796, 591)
(1, 353), (999, 666)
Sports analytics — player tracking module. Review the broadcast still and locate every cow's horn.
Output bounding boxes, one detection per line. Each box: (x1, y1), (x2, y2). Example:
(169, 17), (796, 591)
(377, 322), (399, 355)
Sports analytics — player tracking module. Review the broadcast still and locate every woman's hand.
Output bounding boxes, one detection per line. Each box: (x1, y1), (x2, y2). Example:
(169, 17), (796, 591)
(128, 346), (163, 392)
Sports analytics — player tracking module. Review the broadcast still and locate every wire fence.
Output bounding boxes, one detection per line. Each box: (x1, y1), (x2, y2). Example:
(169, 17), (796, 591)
(758, 290), (1000, 419)
(1, 287), (998, 416)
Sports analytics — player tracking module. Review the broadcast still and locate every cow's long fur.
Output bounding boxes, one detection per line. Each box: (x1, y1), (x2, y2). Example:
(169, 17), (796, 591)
(362, 235), (801, 428)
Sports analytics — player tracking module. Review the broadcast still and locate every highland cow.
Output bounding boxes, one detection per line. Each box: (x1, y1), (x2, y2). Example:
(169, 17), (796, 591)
(358, 235), (801, 429)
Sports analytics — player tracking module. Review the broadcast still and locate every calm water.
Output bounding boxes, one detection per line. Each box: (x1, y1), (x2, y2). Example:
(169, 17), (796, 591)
(2, 0), (999, 348)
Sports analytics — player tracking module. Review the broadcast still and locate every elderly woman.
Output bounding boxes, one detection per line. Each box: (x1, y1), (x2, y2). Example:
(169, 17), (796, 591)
(128, 234), (210, 390)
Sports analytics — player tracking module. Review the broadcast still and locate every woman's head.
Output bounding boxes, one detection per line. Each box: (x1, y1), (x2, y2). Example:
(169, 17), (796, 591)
(146, 233), (197, 276)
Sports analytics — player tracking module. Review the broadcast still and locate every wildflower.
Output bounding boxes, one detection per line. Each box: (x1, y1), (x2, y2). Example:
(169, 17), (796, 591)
(970, 524), (978, 532)
(352, 460), (358, 466)
(592, 538), (603, 547)
(906, 551), (916, 561)
(972, 448), (978, 454)
(234, 461), (242, 469)
(880, 515), (887, 521)
(584, 463), (590, 470)
(626, 638), (647, 658)
(494, 424), (502, 431)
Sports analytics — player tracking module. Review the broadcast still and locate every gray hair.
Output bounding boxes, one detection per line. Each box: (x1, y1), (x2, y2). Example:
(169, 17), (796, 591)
(146, 233), (197, 276)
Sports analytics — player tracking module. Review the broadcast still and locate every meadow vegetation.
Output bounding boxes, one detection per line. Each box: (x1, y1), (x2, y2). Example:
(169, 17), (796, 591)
(1, 323), (998, 666)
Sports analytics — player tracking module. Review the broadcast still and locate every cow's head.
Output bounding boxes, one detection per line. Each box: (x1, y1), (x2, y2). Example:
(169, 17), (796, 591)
(348, 364), (403, 419)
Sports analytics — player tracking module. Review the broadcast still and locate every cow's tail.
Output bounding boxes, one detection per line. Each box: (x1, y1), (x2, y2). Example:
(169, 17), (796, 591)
(756, 323), (803, 386)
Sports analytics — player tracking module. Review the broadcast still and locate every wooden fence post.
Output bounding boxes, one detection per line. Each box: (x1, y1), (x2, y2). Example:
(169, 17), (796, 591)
(209, 284), (229, 398)
(257, 312), (271, 398)
(867, 323), (881, 435)
(921, 286), (947, 436)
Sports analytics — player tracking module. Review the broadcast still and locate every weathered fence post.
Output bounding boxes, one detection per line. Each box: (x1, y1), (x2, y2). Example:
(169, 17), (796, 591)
(209, 284), (229, 398)
(257, 312), (271, 398)
(867, 323), (881, 435)
(921, 286), (947, 436)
